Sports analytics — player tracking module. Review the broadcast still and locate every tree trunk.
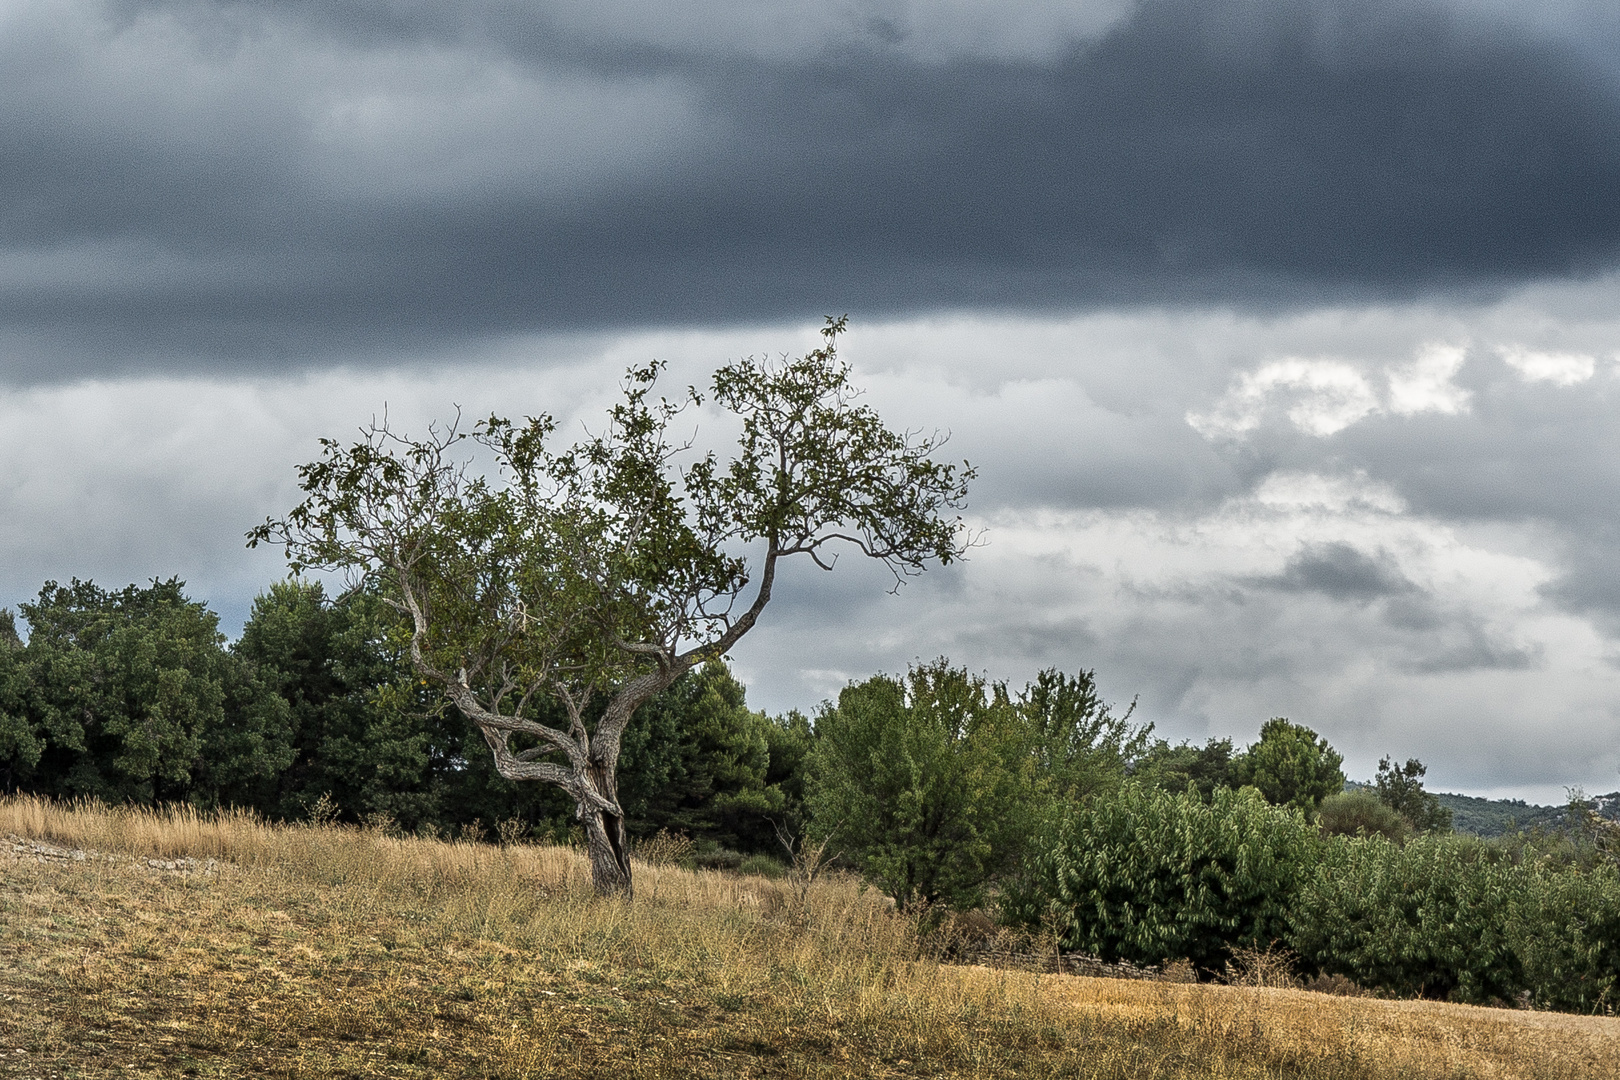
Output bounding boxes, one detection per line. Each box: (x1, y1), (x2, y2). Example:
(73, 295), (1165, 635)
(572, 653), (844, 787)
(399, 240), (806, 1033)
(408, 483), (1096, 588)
(579, 763), (633, 898)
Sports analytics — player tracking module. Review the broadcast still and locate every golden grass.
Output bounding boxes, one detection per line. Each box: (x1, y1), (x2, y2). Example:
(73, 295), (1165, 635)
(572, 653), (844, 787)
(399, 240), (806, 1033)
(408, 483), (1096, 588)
(2, 795), (1616, 1079)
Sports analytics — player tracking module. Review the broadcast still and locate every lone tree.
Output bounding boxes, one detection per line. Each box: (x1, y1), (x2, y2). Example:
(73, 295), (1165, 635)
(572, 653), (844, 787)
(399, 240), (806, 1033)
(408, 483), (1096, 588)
(249, 319), (973, 896)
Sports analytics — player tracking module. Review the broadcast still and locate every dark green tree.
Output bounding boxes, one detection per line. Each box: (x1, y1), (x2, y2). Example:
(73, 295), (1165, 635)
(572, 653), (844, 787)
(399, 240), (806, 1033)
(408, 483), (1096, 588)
(234, 579), (449, 827)
(1375, 756), (1453, 834)
(1132, 737), (1236, 801)
(617, 660), (804, 853)
(0, 609), (41, 793)
(1230, 718), (1345, 819)
(235, 578), (580, 834)
(806, 661), (1033, 912)
(251, 319), (973, 896)
(12, 579), (291, 806)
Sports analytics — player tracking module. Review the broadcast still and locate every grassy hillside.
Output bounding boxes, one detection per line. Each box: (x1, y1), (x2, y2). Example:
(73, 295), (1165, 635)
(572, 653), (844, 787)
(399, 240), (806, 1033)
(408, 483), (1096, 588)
(3, 796), (1618, 1079)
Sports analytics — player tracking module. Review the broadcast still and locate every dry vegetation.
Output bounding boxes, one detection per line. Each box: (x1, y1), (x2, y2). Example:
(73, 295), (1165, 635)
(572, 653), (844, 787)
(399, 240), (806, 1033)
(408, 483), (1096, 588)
(2, 796), (1616, 1079)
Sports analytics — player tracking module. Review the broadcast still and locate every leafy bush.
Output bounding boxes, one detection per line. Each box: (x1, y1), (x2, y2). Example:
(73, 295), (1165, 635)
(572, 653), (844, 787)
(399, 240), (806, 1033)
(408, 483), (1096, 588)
(1022, 783), (1320, 972)
(1508, 863), (1620, 1014)
(806, 663), (1037, 912)
(1318, 789), (1408, 843)
(1288, 834), (1523, 1004)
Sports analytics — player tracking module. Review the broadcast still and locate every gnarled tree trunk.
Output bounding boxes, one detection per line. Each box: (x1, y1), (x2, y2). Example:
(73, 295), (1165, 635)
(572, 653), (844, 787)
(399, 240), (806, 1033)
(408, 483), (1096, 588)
(578, 761), (632, 897)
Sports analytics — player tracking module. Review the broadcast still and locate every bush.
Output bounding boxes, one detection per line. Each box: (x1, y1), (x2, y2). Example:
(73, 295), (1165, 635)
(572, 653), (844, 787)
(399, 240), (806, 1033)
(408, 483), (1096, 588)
(737, 854), (786, 879)
(1288, 834), (1523, 1004)
(1508, 863), (1620, 1014)
(691, 846), (745, 871)
(806, 663), (1036, 912)
(1021, 783), (1320, 973)
(1318, 789), (1408, 843)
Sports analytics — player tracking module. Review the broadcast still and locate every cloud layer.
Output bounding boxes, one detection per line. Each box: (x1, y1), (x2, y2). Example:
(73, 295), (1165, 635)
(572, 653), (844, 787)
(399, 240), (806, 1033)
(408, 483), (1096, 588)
(7, 295), (1620, 801)
(7, 0), (1620, 377)
(6, 2), (1620, 802)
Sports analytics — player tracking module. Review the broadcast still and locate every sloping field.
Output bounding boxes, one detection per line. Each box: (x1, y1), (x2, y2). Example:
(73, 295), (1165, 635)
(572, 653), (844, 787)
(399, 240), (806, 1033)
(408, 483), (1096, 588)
(1, 796), (1615, 1080)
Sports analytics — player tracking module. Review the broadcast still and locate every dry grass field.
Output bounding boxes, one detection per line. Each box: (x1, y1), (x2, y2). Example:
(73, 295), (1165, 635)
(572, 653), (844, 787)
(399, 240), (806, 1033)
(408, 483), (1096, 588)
(1, 796), (1616, 1080)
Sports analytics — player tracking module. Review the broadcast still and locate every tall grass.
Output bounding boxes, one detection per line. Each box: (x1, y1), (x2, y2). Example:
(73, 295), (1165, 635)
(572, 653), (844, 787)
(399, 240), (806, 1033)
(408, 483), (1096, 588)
(4, 794), (1619, 1079)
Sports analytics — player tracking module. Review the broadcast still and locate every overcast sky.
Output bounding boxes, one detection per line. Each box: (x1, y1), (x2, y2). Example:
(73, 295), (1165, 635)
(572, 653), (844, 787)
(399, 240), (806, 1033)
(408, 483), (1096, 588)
(6, 0), (1620, 801)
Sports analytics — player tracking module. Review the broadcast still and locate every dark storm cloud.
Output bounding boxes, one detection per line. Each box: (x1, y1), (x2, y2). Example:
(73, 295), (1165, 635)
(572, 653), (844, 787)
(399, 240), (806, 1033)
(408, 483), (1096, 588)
(1258, 542), (1415, 601)
(5, 0), (1620, 376)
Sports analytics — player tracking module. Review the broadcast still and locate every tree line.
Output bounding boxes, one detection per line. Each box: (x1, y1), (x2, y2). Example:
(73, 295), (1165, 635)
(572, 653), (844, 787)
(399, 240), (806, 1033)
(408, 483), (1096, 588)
(0, 572), (1424, 862)
(0, 577), (808, 855)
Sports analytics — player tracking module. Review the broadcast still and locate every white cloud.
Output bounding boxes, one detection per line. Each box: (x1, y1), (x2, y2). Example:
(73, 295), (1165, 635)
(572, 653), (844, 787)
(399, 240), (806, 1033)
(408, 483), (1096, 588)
(1500, 345), (1597, 385)
(1186, 357), (1381, 438)
(1189, 341), (1474, 440)
(1251, 470), (1407, 515)
(1387, 343), (1472, 415)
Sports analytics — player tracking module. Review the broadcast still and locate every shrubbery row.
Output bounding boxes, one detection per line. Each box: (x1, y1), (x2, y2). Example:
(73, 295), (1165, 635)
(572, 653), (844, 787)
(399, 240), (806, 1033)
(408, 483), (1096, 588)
(1015, 783), (1620, 1012)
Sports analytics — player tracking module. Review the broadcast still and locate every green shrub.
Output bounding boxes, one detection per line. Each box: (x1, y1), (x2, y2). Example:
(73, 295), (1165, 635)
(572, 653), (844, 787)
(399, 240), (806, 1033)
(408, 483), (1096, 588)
(737, 854), (786, 879)
(806, 663), (1037, 912)
(692, 846), (745, 871)
(1287, 834), (1523, 1004)
(1023, 783), (1320, 972)
(1318, 789), (1408, 843)
(1508, 863), (1620, 1014)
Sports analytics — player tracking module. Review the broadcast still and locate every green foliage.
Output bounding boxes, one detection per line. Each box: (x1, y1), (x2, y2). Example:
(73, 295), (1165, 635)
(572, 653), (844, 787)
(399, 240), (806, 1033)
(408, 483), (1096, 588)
(1230, 718), (1345, 819)
(1288, 834), (1521, 1003)
(1375, 756), (1453, 834)
(1507, 863), (1620, 1014)
(1131, 737), (1235, 801)
(618, 660), (805, 853)
(0, 609), (41, 792)
(3, 579), (292, 806)
(1025, 783), (1320, 972)
(230, 578), (534, 830)
(806, 662), (1033, 912)
(1016, 668), (1148, 805)
(1317, 789), (1408, 843)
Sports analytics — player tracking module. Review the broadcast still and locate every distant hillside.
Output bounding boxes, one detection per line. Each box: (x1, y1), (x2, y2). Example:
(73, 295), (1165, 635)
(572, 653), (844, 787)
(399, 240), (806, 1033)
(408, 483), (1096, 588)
(1346, 784), (1620, 838)
(1434, 792), (1564, 837)
(1441, 790), (1620, 838)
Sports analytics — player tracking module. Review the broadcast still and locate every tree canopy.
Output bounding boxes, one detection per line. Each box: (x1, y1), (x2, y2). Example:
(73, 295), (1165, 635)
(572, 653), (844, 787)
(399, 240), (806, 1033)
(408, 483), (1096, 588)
(0, 578), (290, 805)
(250, 319), (974, 894)
(1230, 718), (1345, 819)
(1375, 756), (1454, 834)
